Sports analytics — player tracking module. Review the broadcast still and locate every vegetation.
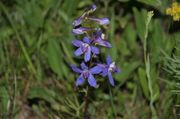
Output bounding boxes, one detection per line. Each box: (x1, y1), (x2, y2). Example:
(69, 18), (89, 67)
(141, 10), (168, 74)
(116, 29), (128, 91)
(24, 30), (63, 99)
(0, 0), (179, 119)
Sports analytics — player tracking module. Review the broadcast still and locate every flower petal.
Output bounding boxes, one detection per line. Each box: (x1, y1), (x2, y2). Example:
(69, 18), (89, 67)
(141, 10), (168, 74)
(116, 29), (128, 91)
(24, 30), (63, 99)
(96, 30), (102, 37)
(91, 4), (97, 11)
(83, 36), (91, 44)
(97, 64), (107, 76)
(95, 40), (112, 48)
(88, 73), (97, 87)
(72, 27), (91, 35)
(108, 72), (114, 86)
(72, 16), (83, 27)
(106, 55), (112, 65)
(88, 18), (110, 25)
(101, 68), (108, 77)
(114, 67), (121, 74)
(91, 46), (99, 54)
(70, 64), (82, 73)
(72, 40), (83, 47)
(90, 66), (102, 74)
(74, 48), (83, 56)
(80, 62), (88, 70)
(76, 74), (85, 86)
(84, 47), (91, 62)
(85, 4), (97, 14)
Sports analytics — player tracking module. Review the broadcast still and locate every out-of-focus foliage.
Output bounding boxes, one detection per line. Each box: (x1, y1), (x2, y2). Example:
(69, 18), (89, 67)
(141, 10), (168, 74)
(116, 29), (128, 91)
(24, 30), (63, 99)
(0, 0), (179, 119)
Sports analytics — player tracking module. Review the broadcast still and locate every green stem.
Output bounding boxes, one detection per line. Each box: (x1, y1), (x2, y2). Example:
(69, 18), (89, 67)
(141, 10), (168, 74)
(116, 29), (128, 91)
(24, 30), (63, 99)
(143, 11), (158, 119)
(109, 85), (116, 118)
(83, 45), (94, 118)
(83, 85), (90, 118)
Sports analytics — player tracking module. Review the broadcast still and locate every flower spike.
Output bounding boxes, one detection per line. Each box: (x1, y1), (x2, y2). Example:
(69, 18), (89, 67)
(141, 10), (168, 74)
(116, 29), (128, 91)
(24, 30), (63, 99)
(71, 4), (120, 87)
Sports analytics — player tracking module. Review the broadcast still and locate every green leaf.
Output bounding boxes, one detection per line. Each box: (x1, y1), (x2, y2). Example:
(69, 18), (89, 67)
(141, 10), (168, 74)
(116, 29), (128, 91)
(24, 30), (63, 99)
(0, 87), (9, 113)
(137, 0), (161, 7)
(122, 23), (137, 52)
(149, 20), (164, 63)
(118, 0), (130, 2)
(47, 39), (62, 78)
(116, 61), (141, 82)
(28, 86), (56, 104)
(109, 8), (118, 60)
(138, 68), (150, 99)
(133, 8), (147, 41)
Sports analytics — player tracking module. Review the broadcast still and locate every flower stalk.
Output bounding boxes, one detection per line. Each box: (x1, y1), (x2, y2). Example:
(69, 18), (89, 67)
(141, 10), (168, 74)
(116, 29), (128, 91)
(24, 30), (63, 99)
(70, 4), (120, 117)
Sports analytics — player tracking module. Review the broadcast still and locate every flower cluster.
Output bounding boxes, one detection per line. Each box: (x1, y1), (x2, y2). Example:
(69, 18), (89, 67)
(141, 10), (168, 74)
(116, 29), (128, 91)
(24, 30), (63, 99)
(71, 4), (120, 88)
(166, 2), (180, 21)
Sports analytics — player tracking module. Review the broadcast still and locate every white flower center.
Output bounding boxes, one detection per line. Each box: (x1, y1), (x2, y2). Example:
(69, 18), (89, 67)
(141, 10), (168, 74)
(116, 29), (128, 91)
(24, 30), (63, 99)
(83, 70), (89, 78)
(81, 43), (90, 52)
(101, 33), (105, 39)
(83, 43), (89, 48)
(108, 62), (115, 71)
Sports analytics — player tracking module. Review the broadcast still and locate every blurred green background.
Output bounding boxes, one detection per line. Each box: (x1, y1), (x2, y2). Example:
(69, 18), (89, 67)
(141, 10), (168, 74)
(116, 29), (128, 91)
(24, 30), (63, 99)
(0, 0), (179, 119)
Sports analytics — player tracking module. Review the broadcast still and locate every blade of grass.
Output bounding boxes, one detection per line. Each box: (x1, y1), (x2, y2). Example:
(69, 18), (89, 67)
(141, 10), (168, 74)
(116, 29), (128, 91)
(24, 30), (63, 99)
(0, 3), (36, 76)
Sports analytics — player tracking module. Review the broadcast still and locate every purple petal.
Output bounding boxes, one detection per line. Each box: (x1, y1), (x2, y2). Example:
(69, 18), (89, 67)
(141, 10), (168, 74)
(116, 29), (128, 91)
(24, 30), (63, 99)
(95, 40), (112, 48)
(70, 64), (82, 73)
(76, 74), (85, 86)
(85, 4), (97, 14)
(88, 73), (97, 87)
(89, 4), (97, 12)
(72, 40), (83, 47)
(91, 46), (99, 54)
(72, 16), (83, 27)
(97, 63), (106, 68)
(80, 62), (88, 70)
(74, 48), (83, 56)
(90, 66), (102, 74)
(114, 67), (121, 74)
(96, 30), (102, 36)
(83, 36), (91, 44)
(108, 72), (114, 86)
(88, 18), (110, 25)
(84, 47), (91, 62)
(72, 27), (91, 35)
(97, 63), (108, 76)
(101, 68), (108, 77)
(106, 55), (112, 65)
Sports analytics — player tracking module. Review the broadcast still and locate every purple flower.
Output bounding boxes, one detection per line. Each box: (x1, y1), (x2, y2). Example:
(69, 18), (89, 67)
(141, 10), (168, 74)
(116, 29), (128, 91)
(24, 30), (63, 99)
(72, 16), (83, 27)
(88, 18), (110, 25)
(92, 30), (112, 48)
(85, 4), (97, 14)
(72, 4), (97, 27)
(72, 27), (91, 35)
(97, 56), (120, 86)
(71, 62), (102, 87)
(72, 36), (99, 62)
(71, 4), (120, 88)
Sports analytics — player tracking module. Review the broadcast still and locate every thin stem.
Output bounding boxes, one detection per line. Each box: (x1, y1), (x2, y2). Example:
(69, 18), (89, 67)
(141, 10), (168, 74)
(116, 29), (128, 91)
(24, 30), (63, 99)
(83, 58), (93, 118)
(83, 85), (90, 118)
(109, 85), (116, 118)
(143, 11), (158, 119)
(83, 42), (94, 118)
